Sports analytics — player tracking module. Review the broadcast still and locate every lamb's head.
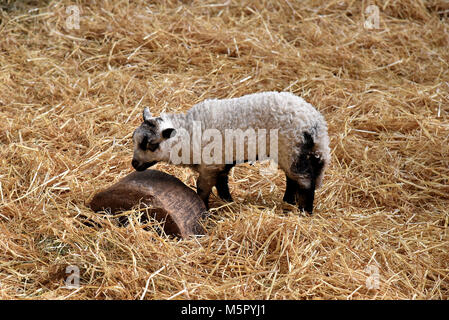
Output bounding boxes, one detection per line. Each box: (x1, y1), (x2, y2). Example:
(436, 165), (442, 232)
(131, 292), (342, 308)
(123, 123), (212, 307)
(131, 107), (176, 171)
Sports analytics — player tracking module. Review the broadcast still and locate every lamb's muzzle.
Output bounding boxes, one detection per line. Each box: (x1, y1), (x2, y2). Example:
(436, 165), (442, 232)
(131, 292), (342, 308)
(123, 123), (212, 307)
(131, 159), (157, 171)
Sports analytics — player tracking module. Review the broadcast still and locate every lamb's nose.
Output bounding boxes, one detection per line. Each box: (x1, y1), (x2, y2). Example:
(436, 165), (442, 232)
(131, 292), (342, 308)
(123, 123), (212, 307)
(131, 159), (139, 169)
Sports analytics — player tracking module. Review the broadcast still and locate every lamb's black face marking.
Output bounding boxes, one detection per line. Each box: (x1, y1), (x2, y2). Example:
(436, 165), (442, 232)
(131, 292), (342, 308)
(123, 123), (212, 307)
(139, 135), (148, 150)
(139, 136), (160, 152)
(286, 132), (325, 214)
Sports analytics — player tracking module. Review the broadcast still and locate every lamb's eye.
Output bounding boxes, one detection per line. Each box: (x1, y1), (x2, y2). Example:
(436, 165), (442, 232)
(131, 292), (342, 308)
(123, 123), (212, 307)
(147, 142), (159, 152)
(139, 136), (148, 150)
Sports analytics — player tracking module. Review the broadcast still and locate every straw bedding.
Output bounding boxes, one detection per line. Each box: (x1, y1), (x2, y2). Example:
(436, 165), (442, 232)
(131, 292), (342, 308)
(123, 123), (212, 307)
(0, 0), (448, 299)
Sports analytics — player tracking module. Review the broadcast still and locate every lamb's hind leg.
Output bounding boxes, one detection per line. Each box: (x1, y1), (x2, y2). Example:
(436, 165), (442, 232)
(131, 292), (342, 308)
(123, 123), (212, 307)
(283, 175), (316, 214)
(283, 176), (299, 205)
(285, 132), (325, 215)
(296, 181), (316, 214)
(215, 164), (234, 202)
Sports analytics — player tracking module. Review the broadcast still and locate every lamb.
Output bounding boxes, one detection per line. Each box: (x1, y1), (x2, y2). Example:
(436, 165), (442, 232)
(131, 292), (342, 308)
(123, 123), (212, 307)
(131, 91), (330, 214)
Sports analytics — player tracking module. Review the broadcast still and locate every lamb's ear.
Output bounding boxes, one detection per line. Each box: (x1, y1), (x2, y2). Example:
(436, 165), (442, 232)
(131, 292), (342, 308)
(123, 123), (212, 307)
(143, 107), (152, 122)
(162, 128), (176, 139)
(143, 107), (158, 127)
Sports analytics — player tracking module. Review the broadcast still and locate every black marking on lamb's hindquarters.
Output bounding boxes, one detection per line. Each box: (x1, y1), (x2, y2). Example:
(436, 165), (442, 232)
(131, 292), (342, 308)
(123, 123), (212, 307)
(215, 164), (235, 202)
(293, 132), (324, 177)
(287, 132), (325, 214)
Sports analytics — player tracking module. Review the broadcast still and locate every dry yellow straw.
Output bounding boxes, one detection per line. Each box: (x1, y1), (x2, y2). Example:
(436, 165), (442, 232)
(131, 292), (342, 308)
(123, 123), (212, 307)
(0, 0), (448, 299)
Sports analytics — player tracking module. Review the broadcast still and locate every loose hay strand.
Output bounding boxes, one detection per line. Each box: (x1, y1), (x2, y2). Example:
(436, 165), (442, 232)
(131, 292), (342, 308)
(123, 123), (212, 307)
(0, 0), (448, 300)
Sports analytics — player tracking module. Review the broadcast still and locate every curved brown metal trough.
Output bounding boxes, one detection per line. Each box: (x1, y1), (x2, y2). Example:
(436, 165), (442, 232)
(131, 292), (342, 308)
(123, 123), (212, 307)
(89, 170), (206, 238)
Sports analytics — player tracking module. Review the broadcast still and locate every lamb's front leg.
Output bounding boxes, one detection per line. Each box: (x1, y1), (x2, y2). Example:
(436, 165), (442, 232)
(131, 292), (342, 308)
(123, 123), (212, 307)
(215, 164), (234, 202)
(196, 169), (218, 209)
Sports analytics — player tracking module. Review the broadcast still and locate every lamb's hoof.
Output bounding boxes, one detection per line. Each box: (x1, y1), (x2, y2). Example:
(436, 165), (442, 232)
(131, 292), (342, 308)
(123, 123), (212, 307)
(298, 204), (313, 215)
(302, 209), (313, 215)
(220, 195), (234, 203)
(282, 192), (297, 206)
(282, 201), (313, 215)
(283, 198), (295, 206)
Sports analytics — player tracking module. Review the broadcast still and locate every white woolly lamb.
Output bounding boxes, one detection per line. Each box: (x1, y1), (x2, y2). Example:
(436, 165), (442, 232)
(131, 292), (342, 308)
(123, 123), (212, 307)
(131, 91), (330, 214)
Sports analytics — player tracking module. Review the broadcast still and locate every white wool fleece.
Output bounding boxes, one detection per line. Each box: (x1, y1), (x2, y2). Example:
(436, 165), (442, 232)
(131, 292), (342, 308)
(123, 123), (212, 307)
(161, 91), (331, 188)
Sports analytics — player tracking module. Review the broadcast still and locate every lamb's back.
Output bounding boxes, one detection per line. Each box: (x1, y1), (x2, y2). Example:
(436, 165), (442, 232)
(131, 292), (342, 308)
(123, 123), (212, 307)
(187, 91), (320, 132)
